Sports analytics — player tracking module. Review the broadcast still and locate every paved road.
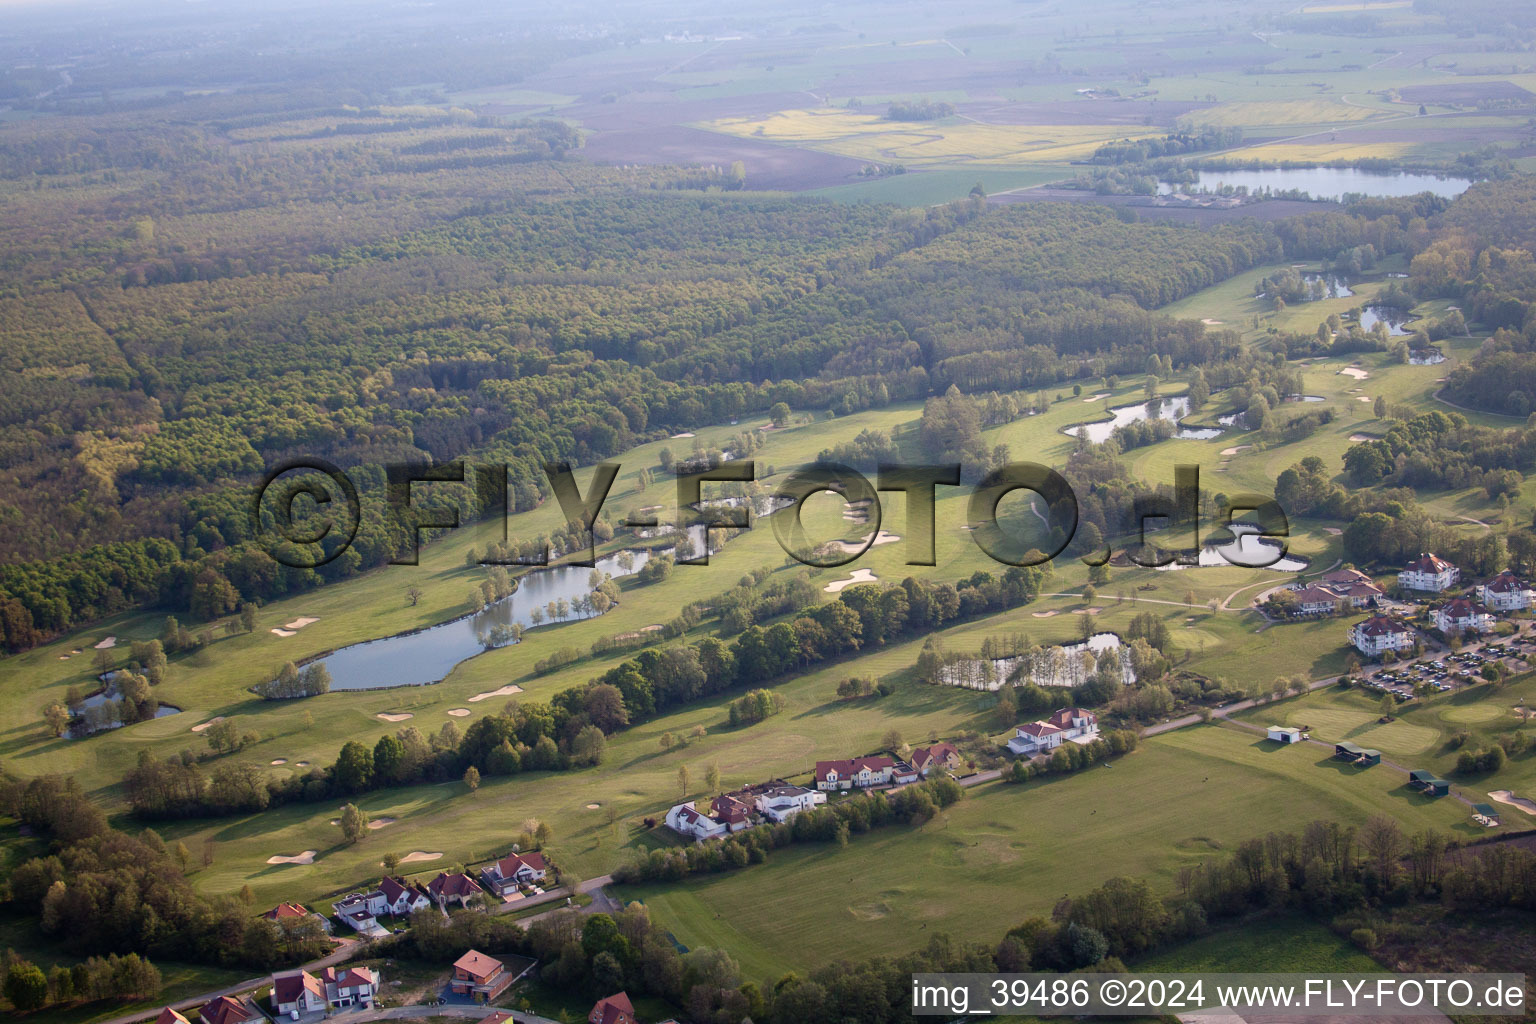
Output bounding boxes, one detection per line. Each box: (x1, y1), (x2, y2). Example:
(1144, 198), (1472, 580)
(329, 1004), (559, 1024)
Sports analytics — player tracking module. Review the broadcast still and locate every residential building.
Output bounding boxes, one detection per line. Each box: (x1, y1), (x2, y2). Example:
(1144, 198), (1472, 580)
(1284, 569), (1384, 613)
(331, 892), (383, 935)
(450, 949), (514, 1003)
(1006, 721), (1063, 757)
(156, 1009), (191, 1024)
(199, 997), (258, 1024)
(813, 755), (895, 790)
(476, 1013), (516, 1024)
(378, 875), (433, 916)
(262, 902), (311, 922)
(271, 970), (326, 1017)
(1398, 553), (1459, 592)
(318, 966), (378, 1009)
(199, 996), (258, 1024)
(479, 852), (549, 897)
(890, 761), (919, 785)
(1476, 570), (1535, 611)
(1347, 614), (1415, 657)
(1432, 597), (1495, 635)
(710, 794), (752, 830)
(665, 800), (729, 842)
(1046, 707), (1100, 741)
(909, 742), (961, 777)
(753, 785), (825, 822)
(590, 992), (637, 1024)
(427, 871), (485, 908)
(1287, 583), (1349, 616)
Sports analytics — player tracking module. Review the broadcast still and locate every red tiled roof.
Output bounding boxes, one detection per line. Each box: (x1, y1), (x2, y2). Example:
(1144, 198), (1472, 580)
(911, 742), (959, 769)
(1047, 708), (1096, 728)
(320, 966), (375, 990)
(814, 755), (894, 780)
(1405, 553), (1454, 574)
(428, 872), (484, 898)
(156, 1008), (191, 1024)
(272, 971), (324, 1005)
(1016, 722), (1063, 737)
(590, 992), (636, 1024)
(452, 950), (504, 983)
(1436, 598), (1489, 619)
(476, 1013), (516, 1024)
(1483, 571), (1526, 593)
(1355, 615), (1409, 637)
(1321, 568), (1373, 586)
(199, 996), (255, 1024)
(263, 902), (309, 920)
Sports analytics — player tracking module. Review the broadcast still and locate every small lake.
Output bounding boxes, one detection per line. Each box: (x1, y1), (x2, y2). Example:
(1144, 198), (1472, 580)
(1153, 524), (1307, 572)
(1160, 167), (1473, 202)
(1063, 396), (1207, 443)
(309, 548), (655, 691)
(69, 672), (182, 737)
(1303, 273), (1353, 299)
(1359, 305), (1416, 336)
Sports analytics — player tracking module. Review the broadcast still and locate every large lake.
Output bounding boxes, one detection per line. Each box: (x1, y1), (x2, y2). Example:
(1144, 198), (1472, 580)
(1161, 167), (1473, 202)
(310, 548), (655, 691)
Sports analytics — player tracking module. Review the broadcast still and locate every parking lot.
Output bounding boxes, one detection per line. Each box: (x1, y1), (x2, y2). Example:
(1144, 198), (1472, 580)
(1362, 628), (1534, 703)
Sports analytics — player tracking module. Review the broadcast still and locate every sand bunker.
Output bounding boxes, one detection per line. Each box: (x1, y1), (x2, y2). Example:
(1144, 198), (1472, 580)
(586, 803), (601, 809)
(370, 817), (397, 829)
(282, 617), (318, 631)
(670, 432), (695, 438)
(1324, 527), (1342, 536)
(271, 758), (288, 765)
(825, 568), (878, 593)
(270, 628), (296, 637)
(399, 851), (440, 864)
(1031, 610), (1058, 618)
(296, 761), (310, 767)
(59, 654), (70, 660)
(468, 684), (524, 703)
(266, 851), (317, 865)
(93, 636), (116, 649)
(1348, 434), (1375, 441)
(1076, 606), (1104, 614)
(1200, 318), (1224, 325)
(376, 712), (413, 722)
(1356, 396), (1372, 403)
(1220, 445), (1252, 456)
(825, 530), (902, 554)
(613, 624), (665, 641)
(1490, 790), (1536, 815)
(1340, 367), (1369, 379)
(191, 716), (226, 733)
(446, 708), (471, 717)
(1084, 392), (1111, 402)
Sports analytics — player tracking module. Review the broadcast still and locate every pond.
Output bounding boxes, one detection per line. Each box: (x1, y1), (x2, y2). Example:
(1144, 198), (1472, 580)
(1063, 396), (1206, 443)
(69, 672), (182, 737)
(308, 548), (656, 691)
(1160, 167), (1473, 202)
(1359, 305), (1416, 337)
(1303, 273), (1353, 299)
(1153, 523), (1308, 572)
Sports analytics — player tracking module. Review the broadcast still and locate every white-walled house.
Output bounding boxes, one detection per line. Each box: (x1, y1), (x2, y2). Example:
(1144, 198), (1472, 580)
(1476, 570), (1535, 611)
(1267, 725), (1303, 743)
(1348, 614), (1415, 657)
(1007, 721), (1064, 757)
(665, 801), (729, 841)
(271, 970), (326, 1016)
(1432, 597), (1495, 635)
(319, 966), (379, 1009)
(754, 785), (825, 822)
(378, 875), (432, 916)
(1046, 707), (1099, 741)
(1398, 553), (1459, 592)
(479, 852), (549, 896)
(814, 756), (895, 791)
(331, 891), (387, 935)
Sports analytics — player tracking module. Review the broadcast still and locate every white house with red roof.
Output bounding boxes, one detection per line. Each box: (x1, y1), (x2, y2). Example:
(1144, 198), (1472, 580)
(378, 875), (432, 916)
(479, 851), (549, 896)
(1348, 614), (1415, 657)
(271, 970), (326, 1016)
(1046, 707), (1099, 740)
(665, 794), (754, 841)
(318, 966), (379, 1009)
(1476, 570), (1535, 611)
(331, 891), (388, 936)
(1007, 721), (1064, 757)
(1432, 597), (1495, 635)
(262, 902), (311, 922)
(1399, 553), (1459, 592)
(199, 996), (258, 1024)
(156, 1009), (191, 1024)
(813, 755), (895, 791)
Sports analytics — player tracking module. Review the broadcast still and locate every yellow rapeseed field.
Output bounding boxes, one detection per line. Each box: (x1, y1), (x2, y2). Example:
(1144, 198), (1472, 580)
(1183, 100), (1386, 128)
(700, 108), (1159, 166)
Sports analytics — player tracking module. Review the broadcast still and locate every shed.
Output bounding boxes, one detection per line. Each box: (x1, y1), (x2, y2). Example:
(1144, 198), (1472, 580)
(1267, 726), (1303, 744)
(1471, 802), (1501, 824)
(1334, 741), (1380, 766)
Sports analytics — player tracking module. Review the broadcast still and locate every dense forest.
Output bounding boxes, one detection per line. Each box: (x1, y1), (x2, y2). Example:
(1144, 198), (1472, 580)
(0, 87), (1524, 649)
